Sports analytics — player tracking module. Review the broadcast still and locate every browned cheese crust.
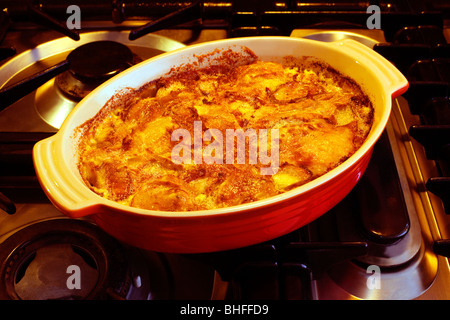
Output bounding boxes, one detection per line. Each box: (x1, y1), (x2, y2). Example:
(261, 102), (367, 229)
(76, 52), (374, 212)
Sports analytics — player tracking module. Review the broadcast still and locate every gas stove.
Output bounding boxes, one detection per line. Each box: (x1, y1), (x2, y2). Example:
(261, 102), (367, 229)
(0, 0), (450, 301)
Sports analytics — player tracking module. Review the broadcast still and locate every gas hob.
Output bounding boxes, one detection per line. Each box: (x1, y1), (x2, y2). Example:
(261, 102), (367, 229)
(0, 1), (450, 300)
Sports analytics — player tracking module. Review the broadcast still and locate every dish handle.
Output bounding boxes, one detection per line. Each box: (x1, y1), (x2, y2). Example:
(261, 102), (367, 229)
(332, 39), (409, 98)
(33, 135), (99, 218)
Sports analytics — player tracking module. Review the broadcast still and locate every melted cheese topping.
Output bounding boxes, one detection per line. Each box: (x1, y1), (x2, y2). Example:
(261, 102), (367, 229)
(77, 58), (373, 212)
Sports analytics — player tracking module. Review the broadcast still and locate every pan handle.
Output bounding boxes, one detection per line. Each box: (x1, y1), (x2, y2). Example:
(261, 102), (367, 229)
(331, 39), (409, 98)
(0, 60), (69, 111)
(33, 134), (100, 218)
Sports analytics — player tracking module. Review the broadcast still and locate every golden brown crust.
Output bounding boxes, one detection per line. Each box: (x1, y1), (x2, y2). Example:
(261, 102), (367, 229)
(76, 53), (373, 212)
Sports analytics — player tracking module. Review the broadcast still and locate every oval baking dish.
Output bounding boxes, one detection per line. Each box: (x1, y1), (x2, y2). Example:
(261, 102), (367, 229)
(33, 37), (408, 253)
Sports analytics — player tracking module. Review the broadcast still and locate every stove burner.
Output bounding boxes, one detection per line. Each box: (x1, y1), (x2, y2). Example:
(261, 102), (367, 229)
(14, 243), (99, 300)
(55, 41), (134, 100)
(0, 41), (133, 110)
(0, 40), (134, 128)
(34, 41), (137, 128)
(0, 219), (152, 300)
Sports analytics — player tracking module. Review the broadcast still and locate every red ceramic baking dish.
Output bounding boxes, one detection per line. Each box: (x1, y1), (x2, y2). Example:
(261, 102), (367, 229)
(33, 36), (408, 253)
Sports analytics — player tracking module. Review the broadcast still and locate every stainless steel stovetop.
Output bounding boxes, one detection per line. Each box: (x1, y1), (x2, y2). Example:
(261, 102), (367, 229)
(1, 2), (450, 300)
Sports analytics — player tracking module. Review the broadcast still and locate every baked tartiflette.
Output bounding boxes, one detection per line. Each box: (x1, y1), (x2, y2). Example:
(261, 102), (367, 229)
(76, 51), (374, 212)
